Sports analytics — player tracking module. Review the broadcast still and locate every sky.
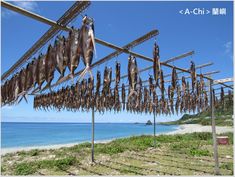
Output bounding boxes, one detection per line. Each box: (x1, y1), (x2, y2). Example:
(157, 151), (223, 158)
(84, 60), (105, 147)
(1, 1), (233, 123)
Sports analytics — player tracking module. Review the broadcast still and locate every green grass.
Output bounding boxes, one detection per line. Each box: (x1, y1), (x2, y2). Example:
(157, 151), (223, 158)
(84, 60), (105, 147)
(15, 163), (37, 175)
(221, 162), (233, 171)
(13, 156), (77, 175)
(94, 135), (158, 155)
(2, 132), (233, 176)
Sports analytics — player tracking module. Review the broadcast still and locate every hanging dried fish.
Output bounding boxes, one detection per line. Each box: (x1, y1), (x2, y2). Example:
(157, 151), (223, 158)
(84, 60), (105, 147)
(143, 87), (149, 114)
(32, 58), (39, 88)
(200, 74), (205, 92)
(116, 62), (121, 85)
(149, 75), (154, 96)
(185, 81), (190, 112)
(128, 55), (138, 99)
(45, 45), (56, 90)
(96, 71), (101, 96)
(13, 74), (20, 102)
(81, 79), (87, 109)
(114, 85), (120, 111)
(103, 67), (112, 95)
(196, 80), (201, 97)
(18, 68), (28, 103)
(220, 87), (224, 110)
(182, 76), (186, 94)
(78, 16), (96, 80)
(170, 98), (174, 115)
(55, 36), (68, 81)
(152, 90), (157, 114)
(87, 77), (94, 109)
(26, 61), (34, 91)
(153, 42), (161, 87)
(228, 90), (233, 106)
(171, 67), (178, 90)
(160, 69), (165, 99)
(190, 61), (197, 93)
(67, 27), (80, 80)
(204, 91), (209, 109)
(36, 54), (46, 91)
(175, 97), (180, 115)
(212, 89), (216, 107)
(168, 85), (171, 101)
(137, 78), (143, 109)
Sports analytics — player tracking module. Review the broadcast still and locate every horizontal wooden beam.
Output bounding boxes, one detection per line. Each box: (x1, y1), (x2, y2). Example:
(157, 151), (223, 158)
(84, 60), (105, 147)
(1, 1), (90, 81)
(40, 30), (159, 92)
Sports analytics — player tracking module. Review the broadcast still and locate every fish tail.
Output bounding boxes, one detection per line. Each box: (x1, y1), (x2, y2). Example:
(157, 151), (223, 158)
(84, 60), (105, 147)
(17, 96), (24, 104)
(23, 95), (28, 103)
(42, 82), (51, 92)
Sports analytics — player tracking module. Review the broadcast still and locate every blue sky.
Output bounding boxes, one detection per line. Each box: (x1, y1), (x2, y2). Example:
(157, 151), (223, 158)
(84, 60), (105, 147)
(1, 1), (233, 123)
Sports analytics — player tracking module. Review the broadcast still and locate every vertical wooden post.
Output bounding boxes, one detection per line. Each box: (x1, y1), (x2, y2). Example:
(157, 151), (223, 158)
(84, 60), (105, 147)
(210, 80), (220, 175)
(91, 108), (95, 163)
(153, 112), (156, 148)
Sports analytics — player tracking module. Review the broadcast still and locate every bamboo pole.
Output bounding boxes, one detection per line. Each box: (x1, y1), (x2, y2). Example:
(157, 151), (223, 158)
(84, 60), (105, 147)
(91, 108), (95, 163)
(210, 80), (220, 175)
(153, 113), (156, 148)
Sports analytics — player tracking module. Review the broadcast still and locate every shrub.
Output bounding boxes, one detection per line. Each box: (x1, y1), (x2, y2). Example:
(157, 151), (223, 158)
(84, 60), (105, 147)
(17, 151), (27, 156)
(189, 148), (211, 156)
(37, 156), (76, 171)
(54, 156), (76, 170)
(15, 163), (36, 175)
(29, 149), (39, 156)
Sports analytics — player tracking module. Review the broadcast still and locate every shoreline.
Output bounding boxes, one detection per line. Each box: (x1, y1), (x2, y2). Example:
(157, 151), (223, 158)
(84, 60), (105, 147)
(1, 124), (233, 155)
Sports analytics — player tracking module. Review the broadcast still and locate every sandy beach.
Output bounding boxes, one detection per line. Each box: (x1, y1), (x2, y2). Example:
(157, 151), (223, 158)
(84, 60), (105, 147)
(1, 124), (233, 155)
(165, 124), (234, 135)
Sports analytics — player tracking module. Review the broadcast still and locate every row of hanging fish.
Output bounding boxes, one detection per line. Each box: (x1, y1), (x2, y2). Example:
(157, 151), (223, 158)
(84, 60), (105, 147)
(3, 38), (230, 115)
(213, 87), (233, 110)
(1, 16), (96, 106)
(33, 44), (213, 115)
(33, 73), (210, 115)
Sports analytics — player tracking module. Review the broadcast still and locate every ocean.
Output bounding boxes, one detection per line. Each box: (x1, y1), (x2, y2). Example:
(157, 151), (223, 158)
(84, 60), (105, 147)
(1, 122), (179, 148)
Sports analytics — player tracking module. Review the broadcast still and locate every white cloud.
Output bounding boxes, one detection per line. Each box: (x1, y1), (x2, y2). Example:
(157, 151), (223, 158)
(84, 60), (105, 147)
(223, 41), (233, 59)
(2, 1), (39, 18)
(13, 1), (39, 12)
(224, 41), (232, 54)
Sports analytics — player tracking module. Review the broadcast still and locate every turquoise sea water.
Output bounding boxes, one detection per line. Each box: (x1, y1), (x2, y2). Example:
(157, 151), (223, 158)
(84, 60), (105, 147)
(1, 122), (178, 148)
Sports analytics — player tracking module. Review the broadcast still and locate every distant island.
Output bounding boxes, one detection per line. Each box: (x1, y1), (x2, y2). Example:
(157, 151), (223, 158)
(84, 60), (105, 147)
(146, 120), (152, 125)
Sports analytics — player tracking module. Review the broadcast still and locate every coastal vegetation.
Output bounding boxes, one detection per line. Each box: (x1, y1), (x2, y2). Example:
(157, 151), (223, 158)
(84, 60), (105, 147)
(1, 132), (233, 175)
(161, 97), (233, 126)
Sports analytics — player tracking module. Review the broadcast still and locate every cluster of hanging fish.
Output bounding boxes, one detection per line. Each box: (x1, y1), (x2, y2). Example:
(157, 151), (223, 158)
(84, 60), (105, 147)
(213, 87), (233, 110)
(126, 42), (210, 115)
(34, 42), (214, 115)
(34, 63), (119, 112)
(1, 16), (95, 106)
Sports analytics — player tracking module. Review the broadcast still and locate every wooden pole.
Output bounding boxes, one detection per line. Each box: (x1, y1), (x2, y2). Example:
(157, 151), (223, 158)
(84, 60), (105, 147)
(210, 80), (220, 175)
(153, 112), (156, 148)
(91, 108), (95, 163)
